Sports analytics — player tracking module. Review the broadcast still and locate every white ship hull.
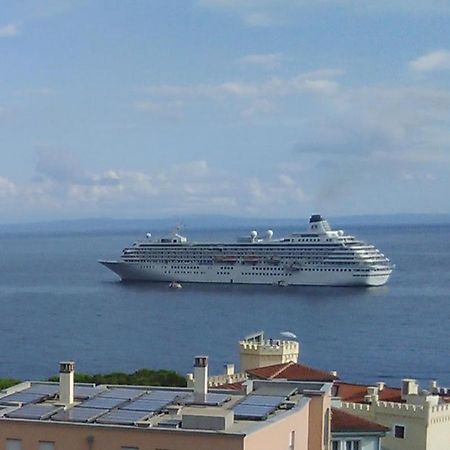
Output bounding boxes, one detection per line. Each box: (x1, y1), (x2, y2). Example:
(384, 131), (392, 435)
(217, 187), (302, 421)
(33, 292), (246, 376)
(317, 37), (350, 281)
(99, 260), (391, 287)
(99, 215), (394, 288)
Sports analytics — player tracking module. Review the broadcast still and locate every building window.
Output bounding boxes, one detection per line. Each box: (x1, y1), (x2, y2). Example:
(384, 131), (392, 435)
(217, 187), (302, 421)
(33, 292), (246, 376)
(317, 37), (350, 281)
(324, 408), (330, 445)
(6, 440), (22, 450)
(345, 441), (360, 450)
(288, 430), (295, 449)
(394, 425), (405, 439)
(331, 441), (340, 450)
(39, 442), (55, 450)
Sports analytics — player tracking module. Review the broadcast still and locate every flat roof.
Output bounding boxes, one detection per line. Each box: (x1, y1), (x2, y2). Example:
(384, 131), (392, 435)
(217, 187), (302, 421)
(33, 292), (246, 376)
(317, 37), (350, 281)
(0, 379), (332, 435)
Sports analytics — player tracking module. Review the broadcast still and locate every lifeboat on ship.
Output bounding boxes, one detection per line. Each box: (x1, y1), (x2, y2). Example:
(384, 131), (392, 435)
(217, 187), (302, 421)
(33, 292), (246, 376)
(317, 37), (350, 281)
(243, 256), (260, 265)
(266, 256), (281, 265)
(214, 255), (238, 264)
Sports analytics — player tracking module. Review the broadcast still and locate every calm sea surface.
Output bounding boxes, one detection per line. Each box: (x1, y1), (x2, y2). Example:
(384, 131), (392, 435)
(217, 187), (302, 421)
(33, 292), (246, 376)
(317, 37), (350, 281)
(0, 223), (449, 387)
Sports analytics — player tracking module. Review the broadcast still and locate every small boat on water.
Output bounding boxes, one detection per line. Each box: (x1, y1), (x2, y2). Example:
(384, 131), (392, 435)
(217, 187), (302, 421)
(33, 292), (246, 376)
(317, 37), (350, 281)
(272, 279), (288, 287)
(169, 281), (182, 289)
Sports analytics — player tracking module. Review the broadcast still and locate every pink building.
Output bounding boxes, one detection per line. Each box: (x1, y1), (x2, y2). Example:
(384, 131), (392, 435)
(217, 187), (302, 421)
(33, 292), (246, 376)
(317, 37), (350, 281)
(0, 358), (333, 450)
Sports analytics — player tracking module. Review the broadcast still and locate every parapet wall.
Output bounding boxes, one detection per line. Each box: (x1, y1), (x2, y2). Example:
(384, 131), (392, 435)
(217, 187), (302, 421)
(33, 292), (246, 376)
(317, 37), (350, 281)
(342, 400), (450, 422)
(239, 339), (299, 372)
(429, 403), (450, 425)
(239, 340), (299, 354)
(208, 373), (247, 388)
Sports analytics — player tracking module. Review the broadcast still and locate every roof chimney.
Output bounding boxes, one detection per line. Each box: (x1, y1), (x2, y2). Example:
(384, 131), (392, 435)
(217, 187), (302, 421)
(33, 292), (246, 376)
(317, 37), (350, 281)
(376, 381), (385, 391)
(366, 386), (379, 403)
(194, 356), (208, 399)
(59, 361), (75, 406)
(224, 363), (235, 376)
(402, 379), (418, 398)
(429, 380), (438, 394)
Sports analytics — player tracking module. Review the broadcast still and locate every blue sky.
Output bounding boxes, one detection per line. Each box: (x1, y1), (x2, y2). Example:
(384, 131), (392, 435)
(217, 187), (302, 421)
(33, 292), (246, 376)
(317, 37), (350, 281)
(1, 0), (450, 223)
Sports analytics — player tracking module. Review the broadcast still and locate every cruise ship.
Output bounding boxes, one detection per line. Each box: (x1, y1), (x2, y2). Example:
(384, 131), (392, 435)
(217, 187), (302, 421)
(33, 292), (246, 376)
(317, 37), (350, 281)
(99, 215), (394, 287)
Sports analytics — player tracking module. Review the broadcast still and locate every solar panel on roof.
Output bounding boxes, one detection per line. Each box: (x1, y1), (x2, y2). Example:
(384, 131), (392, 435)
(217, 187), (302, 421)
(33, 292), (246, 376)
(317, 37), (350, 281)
(74, 386), (106, 399)
(233, 404), (275, 421)
(157, 418), (181, 428)
(6, 404), (60, 420)
(97, 388), (146, 400)
(183, 392), (231, 406)
(25, 384), (59, 395)
(52, 406), (108, 423)
(96, 409), (150, 425)
(79, 396), (127, 410)
(0, 392), (47, 405)
(143, 390), (187, 401)
(240, 395), (285, 407)
(253, 384), (298, 397)
(120, 399), (169, 412)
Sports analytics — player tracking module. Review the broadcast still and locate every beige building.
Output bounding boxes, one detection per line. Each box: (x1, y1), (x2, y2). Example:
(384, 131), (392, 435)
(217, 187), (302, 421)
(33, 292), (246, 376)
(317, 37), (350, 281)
(336, 378), (450, 450)
(0, 357), (332, 450)
(203, 330), (302, 388)
(239, 331), (300, 373)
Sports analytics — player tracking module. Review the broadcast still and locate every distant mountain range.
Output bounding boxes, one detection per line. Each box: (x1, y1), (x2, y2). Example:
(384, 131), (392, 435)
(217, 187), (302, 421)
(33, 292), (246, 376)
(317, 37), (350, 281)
(0, 213), (449, 235)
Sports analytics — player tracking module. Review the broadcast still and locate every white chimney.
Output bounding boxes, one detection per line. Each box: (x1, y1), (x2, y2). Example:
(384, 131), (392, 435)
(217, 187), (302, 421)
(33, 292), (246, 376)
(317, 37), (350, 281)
(429, 380), (438, 394)
(194, 356), (208, 397)
(224, 363), (235, 376)
(366, 386), (379, 403)
(402, 378), (418, 398)
(376, 381), (385, 391)
(59, 361), (75, 406)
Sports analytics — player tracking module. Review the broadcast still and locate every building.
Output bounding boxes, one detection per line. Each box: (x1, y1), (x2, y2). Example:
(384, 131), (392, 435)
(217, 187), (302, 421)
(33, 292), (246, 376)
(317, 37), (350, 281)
(331, 408), (388, 450)
(0, 358), (333, 450)
(201, 331), (340, 388)
(336, 379), (450, 450)
(239, 331), (300, 373)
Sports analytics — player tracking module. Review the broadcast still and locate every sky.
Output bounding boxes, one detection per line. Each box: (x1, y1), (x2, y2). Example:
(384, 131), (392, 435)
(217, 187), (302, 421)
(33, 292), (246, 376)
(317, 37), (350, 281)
(1, 0), (450, 223)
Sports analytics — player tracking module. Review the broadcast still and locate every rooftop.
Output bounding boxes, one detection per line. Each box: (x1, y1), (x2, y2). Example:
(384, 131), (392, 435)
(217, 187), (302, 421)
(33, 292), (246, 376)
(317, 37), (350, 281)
(0, 378), (331, 434)
(247, 361), (337, 382)
(331, 408), (389, 433)
(334, 381), (402, 403)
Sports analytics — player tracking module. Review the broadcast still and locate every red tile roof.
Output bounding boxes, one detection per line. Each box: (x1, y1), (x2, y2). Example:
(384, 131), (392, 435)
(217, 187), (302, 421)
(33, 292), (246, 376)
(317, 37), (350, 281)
(217, 381), (244, 391)
(334, 381), (402, 403)
(246, 361), (338, 382)
(331, 408), (389, 433)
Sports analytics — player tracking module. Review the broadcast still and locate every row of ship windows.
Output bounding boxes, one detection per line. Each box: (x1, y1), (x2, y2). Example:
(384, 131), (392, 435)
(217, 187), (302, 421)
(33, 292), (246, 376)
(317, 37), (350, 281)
(129, 246), (371, 253)
(125, 251), (379, 258)
(141, 266), (353, 273)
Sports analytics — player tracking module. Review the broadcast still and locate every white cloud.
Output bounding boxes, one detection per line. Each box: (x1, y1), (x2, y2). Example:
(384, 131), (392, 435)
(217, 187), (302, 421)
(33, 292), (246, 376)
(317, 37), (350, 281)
(143, 71), (341, 100)
(0, 150), (311, 218)
(293, 84), (450, 161)
(139, 71), (341, 118)
(134, 100), (183, 120)
(0, 176), (17, 198)
(409, 50), (450, 72)
(238, 53), (285, 69)
(0, 23), (19, 37)
(14, 87), (53, 96)
(198, 0), (450, 27)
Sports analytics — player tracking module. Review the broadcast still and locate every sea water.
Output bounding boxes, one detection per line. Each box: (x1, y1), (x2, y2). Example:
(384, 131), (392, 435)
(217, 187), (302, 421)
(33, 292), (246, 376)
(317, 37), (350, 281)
(0, 223), (449, 387)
